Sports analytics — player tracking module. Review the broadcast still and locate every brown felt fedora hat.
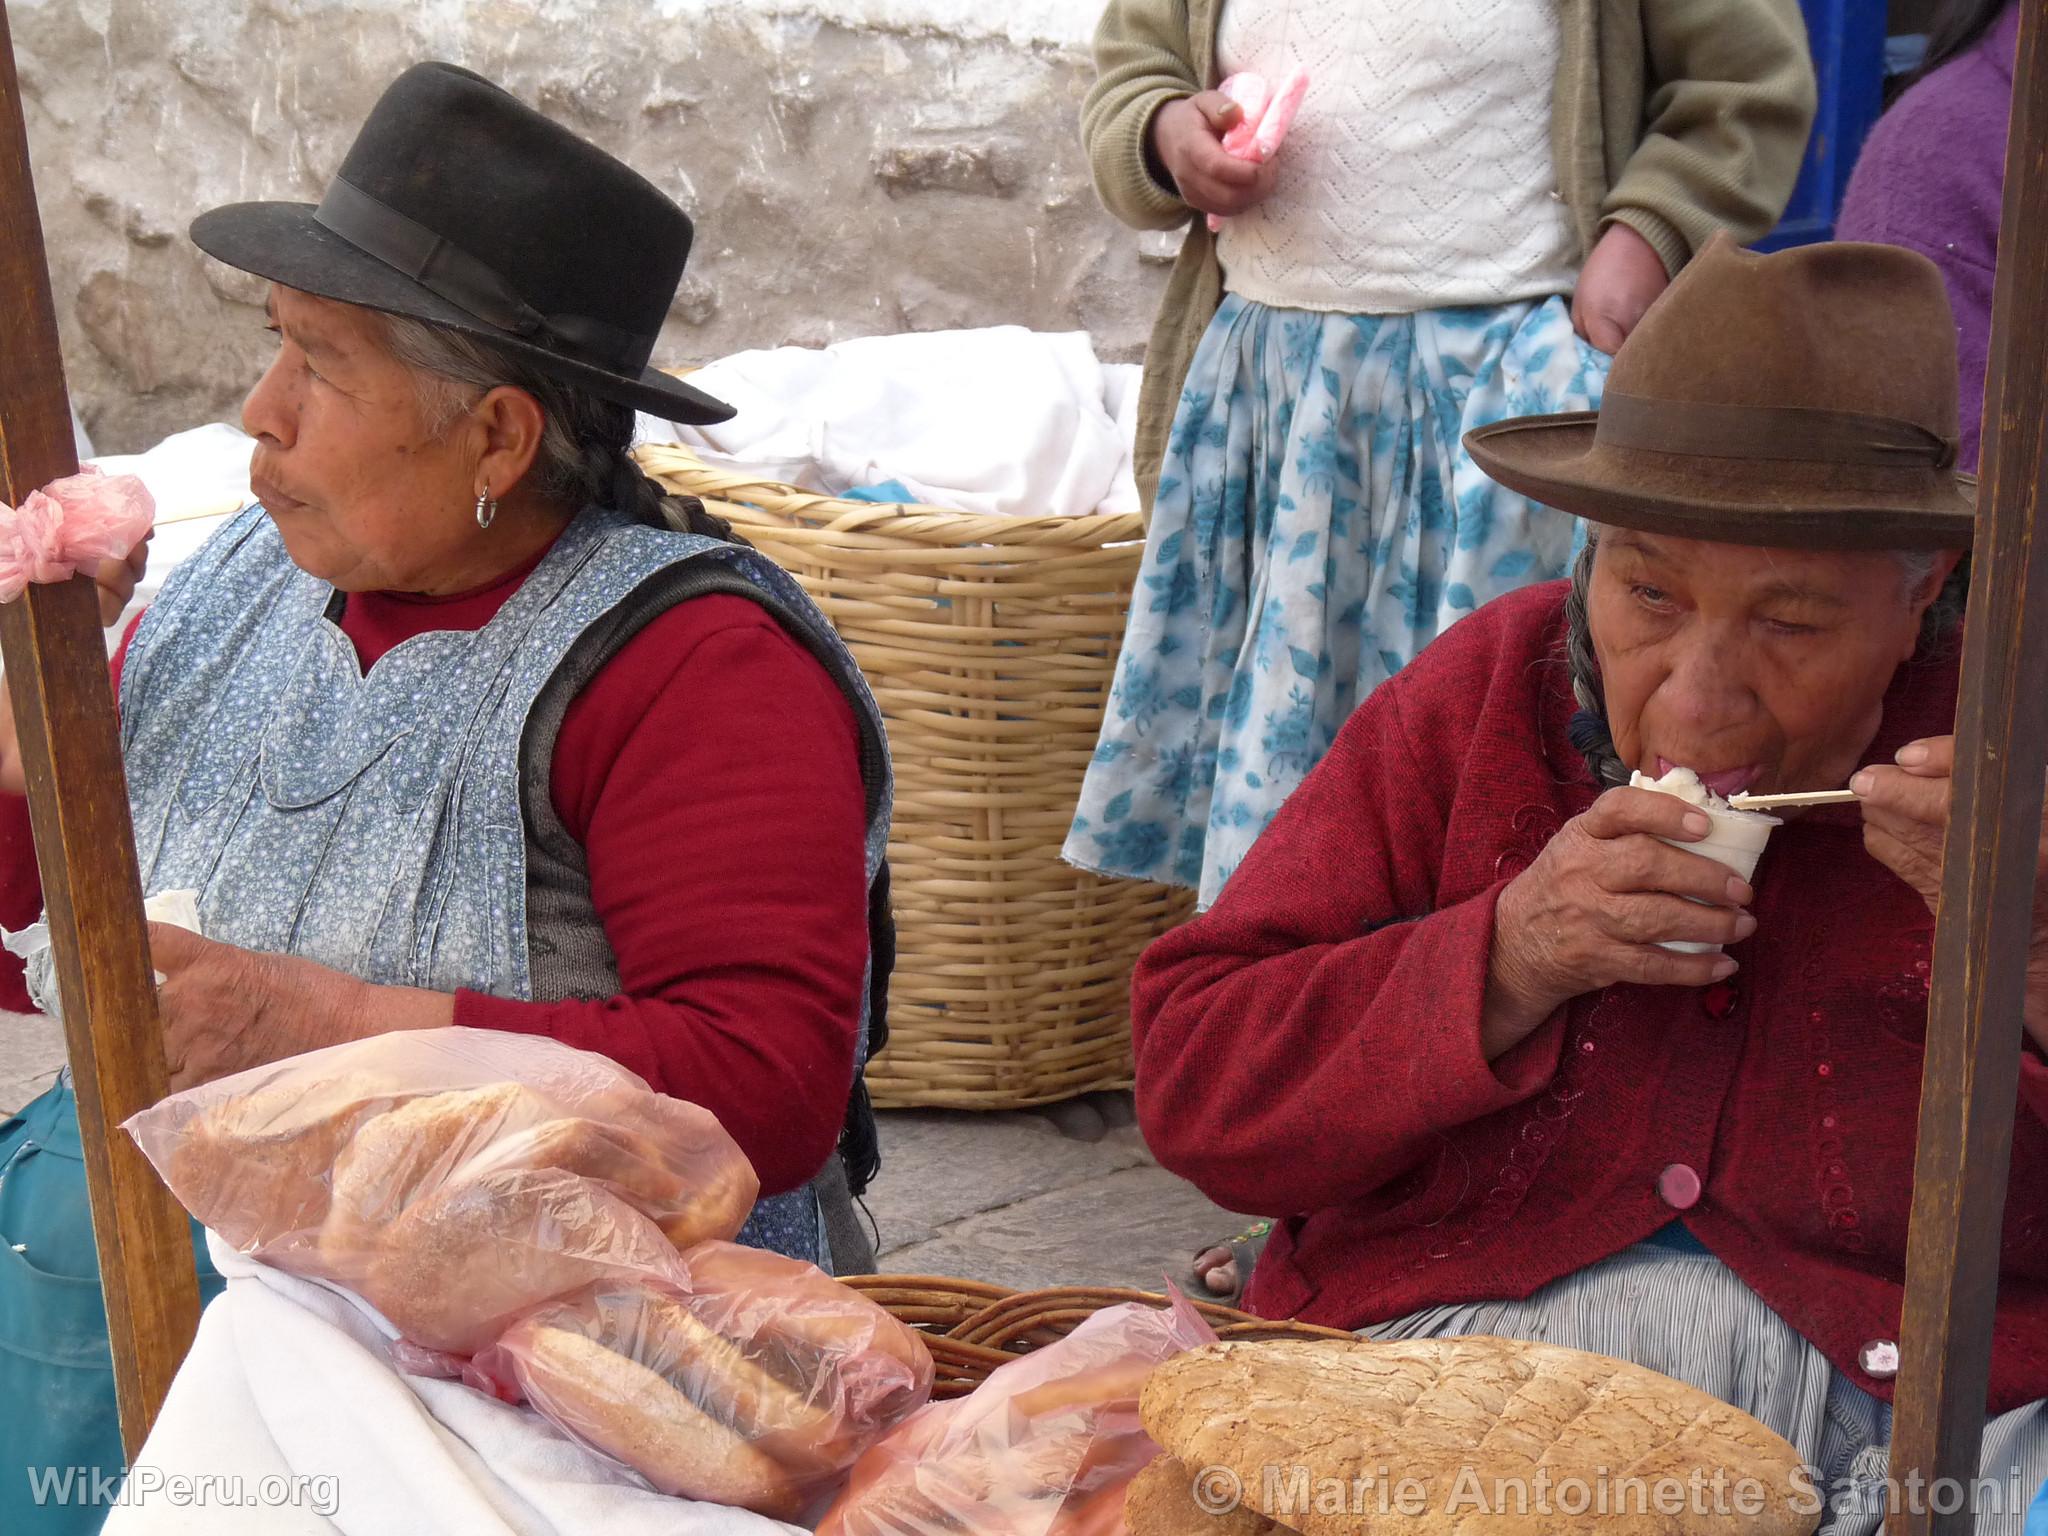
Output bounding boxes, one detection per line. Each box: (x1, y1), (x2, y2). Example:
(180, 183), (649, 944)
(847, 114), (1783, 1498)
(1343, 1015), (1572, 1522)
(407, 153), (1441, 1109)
(1465, 233), (1976, 550)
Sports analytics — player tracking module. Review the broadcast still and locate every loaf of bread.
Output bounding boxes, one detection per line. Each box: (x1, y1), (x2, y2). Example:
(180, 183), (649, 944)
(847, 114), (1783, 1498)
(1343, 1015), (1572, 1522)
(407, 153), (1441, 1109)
(487, 1249), (935, 1520)
(360, 1166), (694, 1355)
(1139, 1338), (1818, 1536)
(1125, 1456), (1277, 1536)
(819, 1299), (1218, 1536)
(162, 1073), (409, 1260)
(318, 1082), (758, 1280)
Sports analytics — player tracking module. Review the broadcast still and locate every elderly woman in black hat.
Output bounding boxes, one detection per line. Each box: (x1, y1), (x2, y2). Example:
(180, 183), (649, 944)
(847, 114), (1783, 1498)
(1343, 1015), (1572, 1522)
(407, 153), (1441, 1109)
(1136, 237), (2048, 1529)
(0, 64), (889, 1529)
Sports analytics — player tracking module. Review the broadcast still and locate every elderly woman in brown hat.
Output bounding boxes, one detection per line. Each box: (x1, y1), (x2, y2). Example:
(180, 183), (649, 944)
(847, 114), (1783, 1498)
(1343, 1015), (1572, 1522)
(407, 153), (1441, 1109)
(1136, 236), (2048, 1529)
(0, 62), (891, 1533)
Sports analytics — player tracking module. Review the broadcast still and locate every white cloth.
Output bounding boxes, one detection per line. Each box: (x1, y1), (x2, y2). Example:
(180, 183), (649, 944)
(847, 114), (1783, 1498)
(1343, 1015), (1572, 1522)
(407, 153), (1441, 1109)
(103, 1235), (805, 1536)
(637, 328), (1144, 518)
(1213, 0), (1581, 313)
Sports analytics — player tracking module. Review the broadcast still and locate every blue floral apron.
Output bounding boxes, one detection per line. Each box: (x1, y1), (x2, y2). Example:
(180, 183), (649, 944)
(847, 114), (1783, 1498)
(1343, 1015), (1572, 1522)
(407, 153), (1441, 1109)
(0, 1075), (222, 1535)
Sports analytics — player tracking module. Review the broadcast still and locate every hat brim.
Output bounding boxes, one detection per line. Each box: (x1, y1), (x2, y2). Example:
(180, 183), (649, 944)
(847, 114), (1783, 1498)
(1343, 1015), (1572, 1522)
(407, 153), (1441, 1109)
(191, 201), (735, 426)
(1464, 414), (1977, 551)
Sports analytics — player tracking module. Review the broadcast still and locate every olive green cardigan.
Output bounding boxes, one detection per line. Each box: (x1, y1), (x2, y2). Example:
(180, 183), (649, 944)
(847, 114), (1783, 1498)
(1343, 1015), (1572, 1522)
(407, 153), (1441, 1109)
(1083, 0), (1819, 510)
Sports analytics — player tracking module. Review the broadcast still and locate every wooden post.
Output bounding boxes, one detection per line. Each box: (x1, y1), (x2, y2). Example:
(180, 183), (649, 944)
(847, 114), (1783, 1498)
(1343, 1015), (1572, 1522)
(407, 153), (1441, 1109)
(0, 2), (199, 1455)
(1887, 2), (2048, 1531)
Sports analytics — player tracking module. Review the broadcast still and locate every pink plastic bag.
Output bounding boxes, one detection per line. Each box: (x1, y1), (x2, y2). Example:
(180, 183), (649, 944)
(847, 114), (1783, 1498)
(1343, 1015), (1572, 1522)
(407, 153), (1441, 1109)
(0, 464), (153, 602)
(817, 1291), (1219, 1536)
(124, 1026), (760, 1353)
(479, 1242), (937, 1523)
(1206, 68), (1309, 232)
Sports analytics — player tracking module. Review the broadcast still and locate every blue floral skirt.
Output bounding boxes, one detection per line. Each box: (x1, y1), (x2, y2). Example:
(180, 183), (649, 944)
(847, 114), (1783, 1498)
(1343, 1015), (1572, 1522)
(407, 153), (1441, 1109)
(1066, 293), (1608, 907)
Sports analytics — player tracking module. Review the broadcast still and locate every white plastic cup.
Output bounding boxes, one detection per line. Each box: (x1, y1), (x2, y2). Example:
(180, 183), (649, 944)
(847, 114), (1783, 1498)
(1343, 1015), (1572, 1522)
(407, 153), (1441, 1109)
(1656, 806), (1778, 954)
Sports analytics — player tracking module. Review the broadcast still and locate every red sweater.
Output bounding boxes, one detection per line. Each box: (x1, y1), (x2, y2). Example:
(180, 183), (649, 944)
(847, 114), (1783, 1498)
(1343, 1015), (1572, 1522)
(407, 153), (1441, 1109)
(1134, 581), (2048, 1413)
(0, 550), (871, 1197)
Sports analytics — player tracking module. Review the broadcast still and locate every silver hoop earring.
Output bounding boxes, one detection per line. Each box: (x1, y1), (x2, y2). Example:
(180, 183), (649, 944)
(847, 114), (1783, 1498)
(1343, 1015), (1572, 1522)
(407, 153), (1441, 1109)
(475, 491), (498, 530)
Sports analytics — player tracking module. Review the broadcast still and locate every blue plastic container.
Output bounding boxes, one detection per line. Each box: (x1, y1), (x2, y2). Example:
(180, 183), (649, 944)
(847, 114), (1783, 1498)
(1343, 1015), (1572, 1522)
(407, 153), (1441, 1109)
(1756, 0), (1890, 250)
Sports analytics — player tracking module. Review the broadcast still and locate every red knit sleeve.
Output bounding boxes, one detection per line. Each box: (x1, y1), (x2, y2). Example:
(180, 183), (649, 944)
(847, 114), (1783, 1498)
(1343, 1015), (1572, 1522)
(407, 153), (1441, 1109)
(0, 612), (146, 1013)
(453, 596), (870, 1198)
(1131, 629), (1567, 1218)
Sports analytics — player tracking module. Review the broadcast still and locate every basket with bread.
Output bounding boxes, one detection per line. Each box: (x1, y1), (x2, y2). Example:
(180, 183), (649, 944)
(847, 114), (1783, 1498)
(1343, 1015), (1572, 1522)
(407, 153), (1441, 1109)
(125, 1028), (1824, 1534)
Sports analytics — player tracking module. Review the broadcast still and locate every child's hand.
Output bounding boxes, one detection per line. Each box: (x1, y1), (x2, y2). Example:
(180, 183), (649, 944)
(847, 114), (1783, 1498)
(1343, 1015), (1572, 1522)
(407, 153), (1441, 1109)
(1149, 93), (1279, 219)
(1572, 223), (1670, 355)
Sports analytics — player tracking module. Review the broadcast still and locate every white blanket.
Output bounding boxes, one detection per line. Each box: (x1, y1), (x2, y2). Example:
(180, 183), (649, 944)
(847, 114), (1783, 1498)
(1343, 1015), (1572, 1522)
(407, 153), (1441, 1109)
(638, 327), (1144, 519)
(102, 1235), (805, 1536)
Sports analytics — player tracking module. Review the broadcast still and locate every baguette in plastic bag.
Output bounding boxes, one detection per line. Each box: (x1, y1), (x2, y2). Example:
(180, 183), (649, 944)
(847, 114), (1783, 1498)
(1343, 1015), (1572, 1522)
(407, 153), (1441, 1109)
(479, 1241), (937, 1521)
(124, 1026), (759, 1350)
(817, 1291), (1218, 1536)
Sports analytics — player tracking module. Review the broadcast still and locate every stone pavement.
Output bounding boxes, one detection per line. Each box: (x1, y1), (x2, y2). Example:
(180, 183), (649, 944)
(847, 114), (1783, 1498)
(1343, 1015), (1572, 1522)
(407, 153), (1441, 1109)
(1, 1018), (1249, 1294)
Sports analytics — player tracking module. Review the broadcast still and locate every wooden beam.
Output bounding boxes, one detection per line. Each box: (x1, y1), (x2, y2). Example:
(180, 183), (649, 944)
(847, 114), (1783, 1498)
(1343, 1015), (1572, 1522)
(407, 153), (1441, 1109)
(0, 2), (199, 1456)
(1887, 2), (2048, 1531)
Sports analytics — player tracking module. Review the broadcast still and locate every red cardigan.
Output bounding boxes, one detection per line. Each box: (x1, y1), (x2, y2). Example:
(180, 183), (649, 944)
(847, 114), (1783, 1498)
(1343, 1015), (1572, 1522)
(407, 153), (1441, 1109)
(1134, 581), (2048, 1413)
(0, 548), (871, 1197)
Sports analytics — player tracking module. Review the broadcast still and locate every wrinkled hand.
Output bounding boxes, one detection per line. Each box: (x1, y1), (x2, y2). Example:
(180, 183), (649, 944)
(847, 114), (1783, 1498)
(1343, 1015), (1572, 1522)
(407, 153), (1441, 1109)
(1149, 92), (1279, 218)
(94, 531), (151, 627)
(1852, 736), (1954, 915)
(1485, 787), (1755, 1056)
(152, 922), (372, 1091)
(1571, 223), (1671, 355)
(1854, 735), (2048, 1052)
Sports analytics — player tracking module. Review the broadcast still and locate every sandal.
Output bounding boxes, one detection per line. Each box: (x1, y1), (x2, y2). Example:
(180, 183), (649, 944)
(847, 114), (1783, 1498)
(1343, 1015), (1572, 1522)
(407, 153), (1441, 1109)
(1183, 1219), (1273, 1304)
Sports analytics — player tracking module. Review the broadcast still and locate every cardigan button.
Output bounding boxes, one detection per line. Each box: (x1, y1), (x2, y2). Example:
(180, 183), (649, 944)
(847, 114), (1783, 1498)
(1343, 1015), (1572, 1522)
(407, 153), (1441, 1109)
(1858, 1340), (1901, 1380)
(1656, 1162), (1702, 1210)
(1701, 981), (1741, 1020)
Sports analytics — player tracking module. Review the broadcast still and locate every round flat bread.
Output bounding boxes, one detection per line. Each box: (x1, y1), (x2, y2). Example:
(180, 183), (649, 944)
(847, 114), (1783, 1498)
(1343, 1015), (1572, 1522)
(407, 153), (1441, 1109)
(1139, 1338), (1818, 1536)
(1126, 1455), (1278, 1536)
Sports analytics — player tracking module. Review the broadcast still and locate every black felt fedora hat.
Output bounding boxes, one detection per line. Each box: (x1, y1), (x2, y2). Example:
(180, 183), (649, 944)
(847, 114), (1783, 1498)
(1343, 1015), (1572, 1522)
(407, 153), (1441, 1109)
(190, 61), (732, 425)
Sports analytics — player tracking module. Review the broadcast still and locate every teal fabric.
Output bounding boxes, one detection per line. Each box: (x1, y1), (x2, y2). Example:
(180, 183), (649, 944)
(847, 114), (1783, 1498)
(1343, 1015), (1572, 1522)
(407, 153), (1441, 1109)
(1643, 1218), (1710, 1254)
(2027, 1476), (2047, 1536)
(0, 1078), (222, 1535)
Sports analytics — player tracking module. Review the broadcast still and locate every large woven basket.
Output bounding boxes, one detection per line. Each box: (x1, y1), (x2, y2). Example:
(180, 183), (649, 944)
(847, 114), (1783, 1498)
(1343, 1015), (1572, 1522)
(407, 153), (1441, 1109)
(636, 445), (1194, 1109)
(840, 1275), (1354, 1398)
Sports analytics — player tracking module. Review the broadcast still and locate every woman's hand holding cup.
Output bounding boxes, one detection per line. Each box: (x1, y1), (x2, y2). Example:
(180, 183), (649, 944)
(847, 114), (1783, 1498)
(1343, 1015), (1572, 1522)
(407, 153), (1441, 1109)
(1483, 787), (1756, 1058)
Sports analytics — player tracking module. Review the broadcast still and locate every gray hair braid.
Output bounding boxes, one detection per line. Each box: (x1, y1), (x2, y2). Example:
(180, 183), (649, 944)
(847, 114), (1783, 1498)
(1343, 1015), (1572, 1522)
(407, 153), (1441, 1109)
(1563, 538), (1630, 790)
(375, 313), (743, 544)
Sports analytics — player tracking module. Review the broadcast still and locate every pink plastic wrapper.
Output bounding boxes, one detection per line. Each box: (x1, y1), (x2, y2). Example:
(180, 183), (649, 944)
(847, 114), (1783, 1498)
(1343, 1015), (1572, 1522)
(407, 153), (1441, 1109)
(478, 1242), (937, 1523)
(817, 1291), (1219, 1536)
(0, 464), (154, 602)
(124, 1026), (760, 1354)
(1206, 68), (1309, 232)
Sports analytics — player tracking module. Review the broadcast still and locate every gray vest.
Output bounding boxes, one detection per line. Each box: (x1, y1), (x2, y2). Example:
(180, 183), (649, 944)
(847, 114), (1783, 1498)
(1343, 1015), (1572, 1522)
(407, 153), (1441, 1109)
(119, 504), (893, 1268)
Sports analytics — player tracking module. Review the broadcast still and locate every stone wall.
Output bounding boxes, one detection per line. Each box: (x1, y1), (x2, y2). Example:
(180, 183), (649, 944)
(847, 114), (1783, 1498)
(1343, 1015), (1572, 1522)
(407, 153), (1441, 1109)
(11, 0), (1177, 453)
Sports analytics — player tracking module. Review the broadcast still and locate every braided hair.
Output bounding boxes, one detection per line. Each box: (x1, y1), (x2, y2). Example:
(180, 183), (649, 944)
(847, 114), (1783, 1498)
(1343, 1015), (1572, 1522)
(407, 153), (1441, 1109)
(376, 312), (744, 544)
(1562, 538), (1631, 790)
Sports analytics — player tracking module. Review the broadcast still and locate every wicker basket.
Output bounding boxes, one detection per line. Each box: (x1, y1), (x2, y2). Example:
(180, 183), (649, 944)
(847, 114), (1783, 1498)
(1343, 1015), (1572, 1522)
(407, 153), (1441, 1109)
(839, 1275), (1354, 1398)
(635, 445), (1195, 1109)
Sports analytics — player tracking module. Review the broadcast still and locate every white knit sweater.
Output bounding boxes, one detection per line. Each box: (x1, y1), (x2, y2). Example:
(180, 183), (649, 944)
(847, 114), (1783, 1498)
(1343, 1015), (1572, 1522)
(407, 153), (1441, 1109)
(1213, 0), (1581, 314)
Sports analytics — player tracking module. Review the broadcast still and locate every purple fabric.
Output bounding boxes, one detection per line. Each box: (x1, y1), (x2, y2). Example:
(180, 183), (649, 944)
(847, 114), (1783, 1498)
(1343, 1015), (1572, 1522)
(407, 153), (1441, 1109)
(1837, 4), (2017, 471)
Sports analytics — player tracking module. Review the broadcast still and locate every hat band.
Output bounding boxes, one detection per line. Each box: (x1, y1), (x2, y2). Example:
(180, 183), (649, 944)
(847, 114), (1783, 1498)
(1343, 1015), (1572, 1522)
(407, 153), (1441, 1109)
(313, 176), (651, 376)
(1596, 392), (1958, 471)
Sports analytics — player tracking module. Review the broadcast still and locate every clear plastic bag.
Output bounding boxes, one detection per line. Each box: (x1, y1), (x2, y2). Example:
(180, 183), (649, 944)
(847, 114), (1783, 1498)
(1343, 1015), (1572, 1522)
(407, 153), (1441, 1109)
(478, 1241), (937, 1523)
(124, 1026), (760, 1352)
(818, 1292), (1218, 1536)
